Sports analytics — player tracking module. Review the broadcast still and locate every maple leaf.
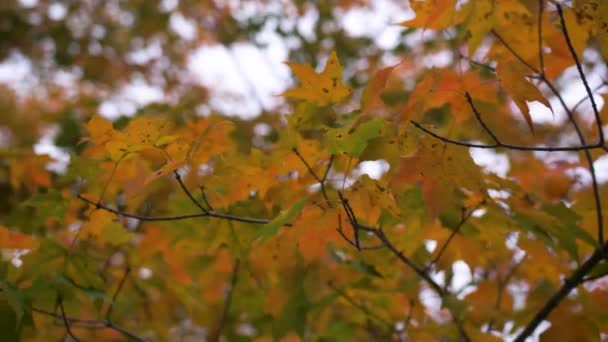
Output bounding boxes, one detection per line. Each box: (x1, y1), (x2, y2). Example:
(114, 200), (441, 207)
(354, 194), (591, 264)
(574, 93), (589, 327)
(497, 60), (552, 132)
(399, 0), (458, 30)
(282, 51), (352, 106)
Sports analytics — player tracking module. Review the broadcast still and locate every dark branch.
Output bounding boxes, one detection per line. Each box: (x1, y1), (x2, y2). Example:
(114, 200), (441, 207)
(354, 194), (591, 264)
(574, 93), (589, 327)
(336, 214), (384, 250)
(106, 266), (130, 320)
(211, 258), (240, 341)
(465, 92), (501, 144)
(174, 171), (209, 214)
(58, 295), (81, 342)
(199, 186), (214, 211)
(78, 194), (281, 226)
(427, 204), (481, 269)
(514, 246), (608, 341)
(537, 0), (545, 75)
(292, 148), (333, 207)
(32, 307), (146, 342)
(556, 3), (604, 145)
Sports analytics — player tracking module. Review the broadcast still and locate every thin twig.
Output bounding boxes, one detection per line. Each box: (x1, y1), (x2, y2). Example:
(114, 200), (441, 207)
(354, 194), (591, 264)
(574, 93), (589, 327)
(292, 148), (333, 207)
(488, 254), (527, 332)
(328, 281), (394, 331)
(489, 25), (607, 340)
(485, 29), (605, 245)
(58, 295), (81, 342)
(582, 266), (608, 283)
(32, 307), (146, 341)
(427, 204), (480, 269)
(336, 214), (384, 250)
(556, 3), (604, 145)
(336, 191), (470, 341)
(465, 92), (500, 144)
(210, 259), (240, 342)
(338, 191), (361, 249)
(106, 266), (131, 320)
(78, 194), (284, 226)
(199, 186), (214, 211)
(492, 31), (540, 73)
(572, 81), (608, 113)
(537, 0), (545, 75)
(174, 171), (209, 214)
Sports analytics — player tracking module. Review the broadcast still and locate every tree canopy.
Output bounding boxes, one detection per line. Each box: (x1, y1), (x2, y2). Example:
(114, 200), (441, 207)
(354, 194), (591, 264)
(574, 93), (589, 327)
(1, 0), (608, 341)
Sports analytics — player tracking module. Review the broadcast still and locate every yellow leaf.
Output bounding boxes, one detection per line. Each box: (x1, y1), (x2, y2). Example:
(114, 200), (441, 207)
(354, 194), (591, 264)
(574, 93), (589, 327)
(540, 309), (600, 342)
(399, 0), (458, 30)
(460, 0), (495, 54)
(85, 115), (114, 145)
(497, 60), (552, 132)
(394, 134), (485, 216)
(282, 51), (352, 106)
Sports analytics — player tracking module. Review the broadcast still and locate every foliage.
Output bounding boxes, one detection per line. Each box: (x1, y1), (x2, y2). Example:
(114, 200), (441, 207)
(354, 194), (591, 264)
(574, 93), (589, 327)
(1, 0), (608, 341)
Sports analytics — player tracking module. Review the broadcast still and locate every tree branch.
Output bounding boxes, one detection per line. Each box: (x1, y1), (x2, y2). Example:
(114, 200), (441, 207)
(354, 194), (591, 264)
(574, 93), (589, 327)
(210, 258), (240, 342)
(106, 266), (130, 320)
(556, 3), (604, 145)
(58, 295), (81, 342)
(427, 204), (481, 270)
(77, 194), (282, 226)
(32, 307), (146, 342)
(514, 246), (608, 341)
(292, 148), (333, 207)
(174, 171), (209, 214)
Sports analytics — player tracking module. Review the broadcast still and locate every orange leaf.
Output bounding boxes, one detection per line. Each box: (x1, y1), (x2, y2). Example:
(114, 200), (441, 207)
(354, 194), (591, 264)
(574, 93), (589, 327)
(399, 0), (458, 30)
(282, 50), (352, 106)
(361, 63), (399, 114)
(0, 226), (38, 250)
(497, 60), (552, 132)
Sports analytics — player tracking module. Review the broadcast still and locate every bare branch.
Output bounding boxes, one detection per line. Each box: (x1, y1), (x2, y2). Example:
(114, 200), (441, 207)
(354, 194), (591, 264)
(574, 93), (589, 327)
(78, 194), (283, 226)
(32, 307), (146, 342)
(427, 204), (481, 270)
(292, 148), (333, 207)
(106, 266), (131, 320)
(174, 171), (209, 214)
(58, 295), (81, 342)
(210, 259), (240, 341)
(514, 246), (608, 341)
(556, 3), (604, 145)
(537, 0), (545, 75)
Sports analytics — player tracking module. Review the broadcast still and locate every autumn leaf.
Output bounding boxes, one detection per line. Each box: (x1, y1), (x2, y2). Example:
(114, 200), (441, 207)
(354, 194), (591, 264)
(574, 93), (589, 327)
(394, 134), (486, 215)
(324, 117), (383, 157)
(4, 2), (608, 341)
(459, 0), (495, 54)
(0, 226), (38, 250)
(256, 199), (307, 242)
(361, 63), (399, 114)
(497, 60), (552, 132)
(282, 51), (352, 106)
(399, 0), (458, 30)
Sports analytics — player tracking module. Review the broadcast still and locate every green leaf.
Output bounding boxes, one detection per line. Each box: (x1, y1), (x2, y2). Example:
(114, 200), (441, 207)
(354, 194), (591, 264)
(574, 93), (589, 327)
(273, 285), (310, 338)
(57, 274), (109, 308)
(324, 118), (383, 156)
(101, 222), (133, 245)
(0, 280), (30, 329)
(21, 190), (67, 227)
(256, 199), (307, 242)
(0, 292), (20, 342)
